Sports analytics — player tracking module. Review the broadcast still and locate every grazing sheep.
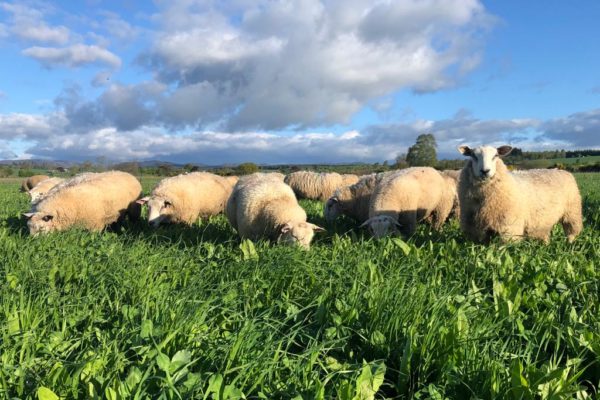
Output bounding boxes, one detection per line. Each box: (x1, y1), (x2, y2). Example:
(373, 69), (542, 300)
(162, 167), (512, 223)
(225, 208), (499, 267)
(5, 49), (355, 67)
(223, 175), (240, 188)
(20, 175), (49, 192)
(458, 145), (582, 243)
(361, 167), (455, 238)
(226, 173), (324, 249)
(23, 171), (142, 235)
(324, 172), (392, 223)
(440, 169), (461, 219)
(284, 171), (360, 202)
(137, 172), (233, 227)
(28, 177), (64, 204)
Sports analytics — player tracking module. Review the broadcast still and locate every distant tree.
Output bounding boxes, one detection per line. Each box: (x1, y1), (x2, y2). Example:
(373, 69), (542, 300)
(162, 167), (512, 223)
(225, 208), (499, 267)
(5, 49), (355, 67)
(394, 153), (409, 169)
(157, 164), (176, 176)
(236, 162), (259, 175)
(114, 162), (140, 176)
(17, 169), (35, 177)
(406, 134), (437, 167)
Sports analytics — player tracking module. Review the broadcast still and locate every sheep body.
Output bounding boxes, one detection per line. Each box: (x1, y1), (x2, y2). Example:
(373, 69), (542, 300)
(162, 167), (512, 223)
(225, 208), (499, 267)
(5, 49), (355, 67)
(25, 171), (141, 235)
(364, 167), (454, 238)
(324, 172), (393, 223)
(440, 169), (461, 219)
(141, 172), (234, 226)
(458, 146), (582, 243)
(21, 175), (49, 192)
(28, 177), (64, 203)
(226, 173), (323, 248)
(284, 171), (359, 201)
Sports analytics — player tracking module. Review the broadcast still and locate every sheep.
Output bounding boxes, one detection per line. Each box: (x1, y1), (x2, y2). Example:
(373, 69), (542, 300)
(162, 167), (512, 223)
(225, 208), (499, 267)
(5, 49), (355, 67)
(23, 171), (142, 235)
(324, 172), (393, 223)
(137, 172), (234, 227)
(20, 175), (49, 192)
(440, 169), (461, 219)
(226, 172), (325, 249)
(457, 145), (582, 243)
(284, 171), (360, 202)
(223, 175), (240, 188)
(361, 167), (455, 239)
(28, 177), (64, 204)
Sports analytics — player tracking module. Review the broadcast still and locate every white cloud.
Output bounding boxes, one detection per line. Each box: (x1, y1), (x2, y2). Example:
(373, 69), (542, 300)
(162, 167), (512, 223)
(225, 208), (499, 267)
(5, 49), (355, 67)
(134, 0), (493, 131)
(22, 44), (122, 68)
(0, 2), (70, 44)
(541, 109), (600, 148)
(1, 107), (599, 163)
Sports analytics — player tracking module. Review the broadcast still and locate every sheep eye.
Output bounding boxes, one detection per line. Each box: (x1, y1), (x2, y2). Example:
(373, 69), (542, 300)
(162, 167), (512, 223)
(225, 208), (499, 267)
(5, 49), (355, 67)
(42, 215), (53, 222)
(164, 201), (172, 208)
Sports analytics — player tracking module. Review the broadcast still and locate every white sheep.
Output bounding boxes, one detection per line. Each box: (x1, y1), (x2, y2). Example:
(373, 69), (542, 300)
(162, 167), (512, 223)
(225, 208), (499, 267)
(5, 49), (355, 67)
(324, 172), (392, 223)
(284, 171), (360, 201)
(226, 173), (324, 249)
(137, 172), (234, 227)
(28, 177), (64, 204)
(361, 167), (455, 238)
(457, 145), (583, 243)
(24, 171), (142, 235)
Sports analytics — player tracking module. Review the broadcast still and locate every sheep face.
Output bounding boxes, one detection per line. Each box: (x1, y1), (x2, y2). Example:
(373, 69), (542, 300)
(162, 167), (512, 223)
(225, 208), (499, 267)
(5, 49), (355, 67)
(324, 197), (342, 223)
(360, 215), (401, 239)
(24, 212), (56, 236)
(144, 197), (175, 227)
(277, 222), (325, 249)
(459, 145), (512, 180)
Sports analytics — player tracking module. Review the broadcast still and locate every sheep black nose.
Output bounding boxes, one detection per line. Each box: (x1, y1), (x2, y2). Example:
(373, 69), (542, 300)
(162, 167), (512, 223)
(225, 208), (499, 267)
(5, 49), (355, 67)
(481, 169), (490, 175)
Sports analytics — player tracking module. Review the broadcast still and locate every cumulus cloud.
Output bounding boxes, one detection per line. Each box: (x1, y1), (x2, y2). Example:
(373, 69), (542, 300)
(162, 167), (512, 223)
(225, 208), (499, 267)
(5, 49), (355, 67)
(22, 44), (121, 68)
(0, 2), (70, 44)
(0, 112), (66, 140)
(129, 0), (493, 131)
(541, 108), (600, 148)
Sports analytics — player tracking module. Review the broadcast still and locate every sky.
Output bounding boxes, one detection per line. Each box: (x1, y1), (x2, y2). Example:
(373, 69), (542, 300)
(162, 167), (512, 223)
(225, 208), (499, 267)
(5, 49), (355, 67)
(0, 0), (599, 164)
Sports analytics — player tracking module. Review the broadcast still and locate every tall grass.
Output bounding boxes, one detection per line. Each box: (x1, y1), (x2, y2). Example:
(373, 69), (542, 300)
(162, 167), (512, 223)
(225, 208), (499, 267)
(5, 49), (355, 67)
(0, 174), (599, 399)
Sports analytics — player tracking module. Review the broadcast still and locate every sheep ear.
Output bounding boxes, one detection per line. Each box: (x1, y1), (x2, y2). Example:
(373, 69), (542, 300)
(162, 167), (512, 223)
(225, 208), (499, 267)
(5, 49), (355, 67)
(280, 223), (293, 233)
(458, 146), (472, 156)
(22, 212), (35, 219)
(497, 145), (513, 157)
(310, 224), (326, 233)
(136, 196), (150, 205)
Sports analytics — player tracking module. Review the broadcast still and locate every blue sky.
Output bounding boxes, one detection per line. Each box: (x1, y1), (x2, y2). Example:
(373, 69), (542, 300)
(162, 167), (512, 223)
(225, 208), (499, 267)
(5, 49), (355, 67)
(0, 0), (598, 164)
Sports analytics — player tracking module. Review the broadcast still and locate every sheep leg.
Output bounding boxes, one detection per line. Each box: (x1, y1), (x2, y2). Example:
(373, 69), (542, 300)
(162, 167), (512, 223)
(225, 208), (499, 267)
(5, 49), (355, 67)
(561, 210), (583, 243)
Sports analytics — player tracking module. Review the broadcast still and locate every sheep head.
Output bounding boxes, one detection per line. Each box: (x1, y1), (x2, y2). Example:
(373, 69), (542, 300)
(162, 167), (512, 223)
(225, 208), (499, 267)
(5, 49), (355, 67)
(324, 197), (342, 223)
(137, 196), (174, 227)
(23, 212), (56, 236)
(458, 145), (512, 180)
(360, 215), (401, 239)
(277, 222), (325, 249)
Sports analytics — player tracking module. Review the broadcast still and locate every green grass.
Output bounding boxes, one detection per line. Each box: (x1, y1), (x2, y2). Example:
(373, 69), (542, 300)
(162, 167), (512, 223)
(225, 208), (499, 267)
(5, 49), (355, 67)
(1, 174), (599, 399)
(517, 156), (600, 169)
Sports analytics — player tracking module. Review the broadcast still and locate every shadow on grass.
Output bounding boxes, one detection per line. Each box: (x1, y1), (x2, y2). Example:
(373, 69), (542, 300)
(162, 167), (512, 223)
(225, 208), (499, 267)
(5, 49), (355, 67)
(4, 215), (30, 237)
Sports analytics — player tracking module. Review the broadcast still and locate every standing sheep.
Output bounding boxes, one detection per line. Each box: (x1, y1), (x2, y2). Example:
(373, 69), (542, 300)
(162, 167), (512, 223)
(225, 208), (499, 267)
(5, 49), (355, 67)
(20, 175), (49, 192)
(324, 172), (392, 223)
(457, 145), (582, 243)
(284, 171), (360, 202)
(137, 172), (233, 227)
(226, 173), (324, 249)
(28, 177), (64, 204)
(23, 171), (142, 235)
(361, 168), (455, 238)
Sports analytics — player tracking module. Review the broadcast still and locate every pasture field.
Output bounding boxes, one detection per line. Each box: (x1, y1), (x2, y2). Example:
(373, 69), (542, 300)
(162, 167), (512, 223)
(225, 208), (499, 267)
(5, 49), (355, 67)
(1, 174), (599, 399)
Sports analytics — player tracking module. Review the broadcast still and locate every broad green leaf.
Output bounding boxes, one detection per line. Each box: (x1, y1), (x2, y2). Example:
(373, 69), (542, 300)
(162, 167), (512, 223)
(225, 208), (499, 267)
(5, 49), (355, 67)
(37, 387), (59, 400)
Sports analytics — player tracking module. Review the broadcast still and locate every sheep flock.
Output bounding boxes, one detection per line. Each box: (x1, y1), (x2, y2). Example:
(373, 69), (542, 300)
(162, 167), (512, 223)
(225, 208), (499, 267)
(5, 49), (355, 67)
(19, 145), (584, 248)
